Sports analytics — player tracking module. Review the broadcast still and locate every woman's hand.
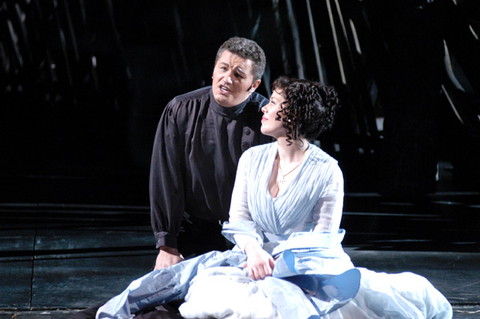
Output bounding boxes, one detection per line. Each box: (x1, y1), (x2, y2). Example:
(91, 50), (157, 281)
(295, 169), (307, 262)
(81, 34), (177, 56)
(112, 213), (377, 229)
(244, 241), (275, 280)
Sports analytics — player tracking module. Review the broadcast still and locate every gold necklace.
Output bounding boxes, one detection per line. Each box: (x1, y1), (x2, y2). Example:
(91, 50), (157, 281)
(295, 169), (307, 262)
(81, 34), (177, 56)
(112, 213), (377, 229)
(278, 161), (302, 184)
(278, 149), (307, 184)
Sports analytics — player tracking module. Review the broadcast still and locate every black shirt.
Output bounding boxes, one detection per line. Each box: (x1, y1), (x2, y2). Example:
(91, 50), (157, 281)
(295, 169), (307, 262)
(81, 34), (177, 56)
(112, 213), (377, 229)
(149, 86), (270, 249)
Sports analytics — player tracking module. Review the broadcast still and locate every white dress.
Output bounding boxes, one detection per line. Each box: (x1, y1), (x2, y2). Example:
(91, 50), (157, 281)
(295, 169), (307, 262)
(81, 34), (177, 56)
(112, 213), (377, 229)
(96, 142), (452, 319)
(182, 142), (452, 319)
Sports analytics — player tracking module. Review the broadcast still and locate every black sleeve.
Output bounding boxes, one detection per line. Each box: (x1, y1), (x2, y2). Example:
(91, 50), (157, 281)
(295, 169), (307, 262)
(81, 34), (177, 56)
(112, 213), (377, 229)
(149, 99), (186, 249)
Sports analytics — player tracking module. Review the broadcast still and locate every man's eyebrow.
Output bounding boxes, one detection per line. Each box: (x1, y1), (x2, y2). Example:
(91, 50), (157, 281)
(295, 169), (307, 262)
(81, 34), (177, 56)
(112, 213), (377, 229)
(235, 67), (246, 76)
(219, 62), (247, 77)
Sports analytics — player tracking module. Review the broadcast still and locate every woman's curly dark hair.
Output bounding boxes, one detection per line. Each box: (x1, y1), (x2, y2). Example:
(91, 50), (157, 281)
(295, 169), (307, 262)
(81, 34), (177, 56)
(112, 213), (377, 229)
(271, 76), (341, 144)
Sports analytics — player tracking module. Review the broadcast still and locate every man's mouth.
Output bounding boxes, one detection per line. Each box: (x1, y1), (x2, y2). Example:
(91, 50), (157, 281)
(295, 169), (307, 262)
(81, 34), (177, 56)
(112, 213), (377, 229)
(219, 85), (231, 93)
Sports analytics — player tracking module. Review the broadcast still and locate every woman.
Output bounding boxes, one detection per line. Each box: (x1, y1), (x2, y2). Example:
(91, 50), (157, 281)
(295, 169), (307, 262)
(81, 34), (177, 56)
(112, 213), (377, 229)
(96, 77), (452, 319)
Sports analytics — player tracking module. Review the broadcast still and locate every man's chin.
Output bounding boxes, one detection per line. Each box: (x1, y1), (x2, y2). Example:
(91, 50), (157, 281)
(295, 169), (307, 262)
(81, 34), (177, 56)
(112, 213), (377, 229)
(214, 94), (235, 108)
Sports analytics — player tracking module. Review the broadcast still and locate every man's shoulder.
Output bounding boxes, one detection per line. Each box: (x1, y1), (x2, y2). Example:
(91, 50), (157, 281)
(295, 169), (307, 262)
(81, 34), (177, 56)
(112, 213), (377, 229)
(240, 92), (268, 118)
(246, 92), (268, 109)
(171, 86), (211, 104)
(164, 87), (211, 119)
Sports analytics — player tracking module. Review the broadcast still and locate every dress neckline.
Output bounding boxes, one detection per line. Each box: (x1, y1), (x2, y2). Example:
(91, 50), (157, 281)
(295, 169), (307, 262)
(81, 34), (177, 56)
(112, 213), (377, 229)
(268, 143), (311, 199)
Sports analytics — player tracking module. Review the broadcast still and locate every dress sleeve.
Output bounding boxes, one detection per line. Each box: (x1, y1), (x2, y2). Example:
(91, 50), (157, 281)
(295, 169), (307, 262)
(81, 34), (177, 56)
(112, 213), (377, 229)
(225, 151), (260, 251)
(228, 152), (251, 223)
(312, 164), (344, 233)
(149, 99), (186, 249)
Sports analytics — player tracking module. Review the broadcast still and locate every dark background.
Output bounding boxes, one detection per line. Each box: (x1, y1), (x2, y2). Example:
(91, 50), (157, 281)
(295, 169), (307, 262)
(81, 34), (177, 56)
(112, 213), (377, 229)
(1, 0), (479, 206)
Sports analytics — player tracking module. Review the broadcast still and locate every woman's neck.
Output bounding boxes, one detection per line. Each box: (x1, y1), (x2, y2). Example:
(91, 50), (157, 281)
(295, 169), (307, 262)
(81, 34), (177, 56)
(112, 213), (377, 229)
(276, 137), (309, 164)
(268, 137), (309, 198)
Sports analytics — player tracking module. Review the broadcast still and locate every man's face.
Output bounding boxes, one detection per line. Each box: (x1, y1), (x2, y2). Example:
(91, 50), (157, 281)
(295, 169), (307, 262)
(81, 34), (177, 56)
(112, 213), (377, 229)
(212, 50), (261, 107)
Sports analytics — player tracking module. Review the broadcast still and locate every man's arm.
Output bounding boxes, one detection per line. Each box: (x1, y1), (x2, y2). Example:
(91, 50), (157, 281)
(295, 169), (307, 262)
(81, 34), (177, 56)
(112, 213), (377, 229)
(150, 100), (186, 269)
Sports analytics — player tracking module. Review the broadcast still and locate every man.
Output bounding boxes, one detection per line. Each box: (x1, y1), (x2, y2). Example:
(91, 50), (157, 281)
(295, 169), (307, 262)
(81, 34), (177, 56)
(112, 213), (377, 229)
(150, 37), (271, 270)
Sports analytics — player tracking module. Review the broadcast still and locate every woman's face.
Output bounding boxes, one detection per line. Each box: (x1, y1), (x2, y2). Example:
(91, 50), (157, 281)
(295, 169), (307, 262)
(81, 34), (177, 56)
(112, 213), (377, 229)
(261, 89), (288, 138)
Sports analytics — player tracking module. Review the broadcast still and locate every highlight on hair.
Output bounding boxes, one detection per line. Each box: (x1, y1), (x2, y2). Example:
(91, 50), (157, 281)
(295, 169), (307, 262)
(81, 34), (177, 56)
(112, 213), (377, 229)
(271, 76), (341, 144)
(215, 37), (266, 81)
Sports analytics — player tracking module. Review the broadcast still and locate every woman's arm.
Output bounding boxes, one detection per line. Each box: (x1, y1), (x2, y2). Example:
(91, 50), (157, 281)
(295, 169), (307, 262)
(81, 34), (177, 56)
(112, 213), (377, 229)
(244, 241), (275, 280)
(312, 164), (344, 232)
(227, 151), (260, 251)
(226, 149), (275, 279)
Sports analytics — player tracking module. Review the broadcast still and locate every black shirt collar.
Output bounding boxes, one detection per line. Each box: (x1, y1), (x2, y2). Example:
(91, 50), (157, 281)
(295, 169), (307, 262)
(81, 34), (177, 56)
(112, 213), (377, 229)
(209, 88), (250, 118)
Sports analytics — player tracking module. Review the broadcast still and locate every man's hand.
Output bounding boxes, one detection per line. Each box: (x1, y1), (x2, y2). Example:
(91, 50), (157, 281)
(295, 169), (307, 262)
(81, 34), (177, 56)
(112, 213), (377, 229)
(154, 246), (184, 270)
(244, 241), (275, 280)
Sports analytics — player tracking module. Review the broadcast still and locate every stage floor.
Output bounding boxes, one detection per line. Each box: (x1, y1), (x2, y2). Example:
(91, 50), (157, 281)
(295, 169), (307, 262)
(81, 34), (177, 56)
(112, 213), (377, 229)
(0, 191), (479, 318)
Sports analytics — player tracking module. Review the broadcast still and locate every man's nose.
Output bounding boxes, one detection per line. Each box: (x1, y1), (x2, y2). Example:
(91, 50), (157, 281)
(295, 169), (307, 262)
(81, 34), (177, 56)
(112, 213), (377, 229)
(224, 72), (233, 84)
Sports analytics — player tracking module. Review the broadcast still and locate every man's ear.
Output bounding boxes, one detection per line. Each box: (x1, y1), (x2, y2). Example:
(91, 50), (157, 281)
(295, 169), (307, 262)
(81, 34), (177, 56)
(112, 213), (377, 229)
(249, 79), (261, 93)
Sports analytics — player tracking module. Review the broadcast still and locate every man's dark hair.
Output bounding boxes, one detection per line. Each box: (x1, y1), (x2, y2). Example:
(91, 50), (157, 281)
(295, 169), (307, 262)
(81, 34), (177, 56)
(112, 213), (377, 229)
(215, 37), (266, 81)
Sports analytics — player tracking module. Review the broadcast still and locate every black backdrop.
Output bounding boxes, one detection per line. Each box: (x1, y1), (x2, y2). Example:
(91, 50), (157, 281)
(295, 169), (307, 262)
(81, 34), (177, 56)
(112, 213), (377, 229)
(1, 0), (479, 205)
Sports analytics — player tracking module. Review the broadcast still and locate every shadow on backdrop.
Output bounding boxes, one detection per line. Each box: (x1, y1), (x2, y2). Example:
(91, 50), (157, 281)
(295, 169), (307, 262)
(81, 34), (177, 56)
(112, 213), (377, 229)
(0, 0), (479, 205)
